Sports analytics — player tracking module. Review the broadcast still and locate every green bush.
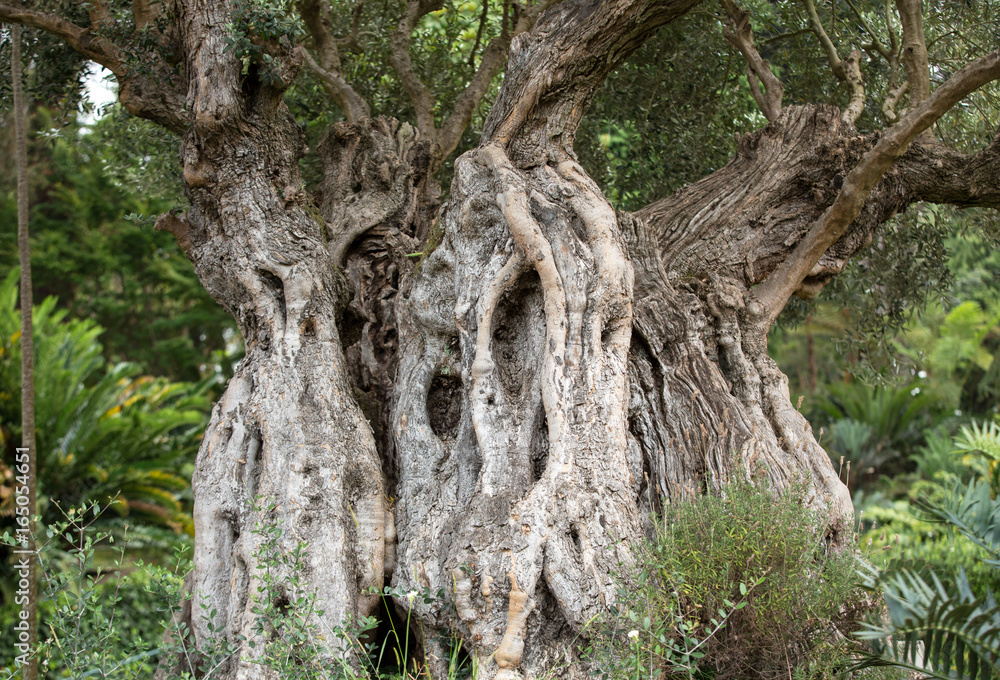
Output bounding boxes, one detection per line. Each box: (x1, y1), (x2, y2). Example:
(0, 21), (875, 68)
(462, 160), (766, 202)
(588, 477), (881, 679)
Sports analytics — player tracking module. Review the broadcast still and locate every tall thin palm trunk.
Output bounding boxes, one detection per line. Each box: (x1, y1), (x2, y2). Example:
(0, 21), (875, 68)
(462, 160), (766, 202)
(13, 22), (39, 680)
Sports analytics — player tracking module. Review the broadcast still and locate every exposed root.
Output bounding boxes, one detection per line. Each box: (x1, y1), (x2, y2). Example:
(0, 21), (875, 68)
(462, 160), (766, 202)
(471, 249), (529, 380)
(554, 160), (634, 355)
(494, 571), (534, 670)
(454, 567), (478, 623)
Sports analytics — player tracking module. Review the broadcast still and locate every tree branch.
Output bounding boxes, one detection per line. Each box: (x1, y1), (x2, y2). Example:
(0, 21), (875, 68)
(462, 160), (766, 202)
(843, 0), (889, 58)
(468, 0), (489, 66)
(895, 0), (930, 107)
(754, 49), (1000, 324)
(898, 138), (1000, 209)
(435, 0), (557, 162)
(802, 0), (843, 77)
(882, 79), (907, 124)
(298, 0), (371, 121)
(720, 0), (783, 122)
(337, 0), (365, 52)
(840, 49), (865, 125)
(300, 47), (371, 121)
(298, 0), (342, 72)
(88, 0), (113, 31)
(482, 0), (701, 159)
(801, 0), (865, 125)
(0, 3), (123, 73)
(389, 0), (443, 143)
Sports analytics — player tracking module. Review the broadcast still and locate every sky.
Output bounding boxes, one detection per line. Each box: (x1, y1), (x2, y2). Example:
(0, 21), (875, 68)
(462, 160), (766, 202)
(81, 63), (118, 124)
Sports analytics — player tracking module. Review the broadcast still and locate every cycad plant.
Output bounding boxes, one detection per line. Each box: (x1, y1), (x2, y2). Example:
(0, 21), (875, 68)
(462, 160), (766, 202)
(855, 422), (1000, 679)
(817, 381), (942, 491)
(0, 270), (212, 536)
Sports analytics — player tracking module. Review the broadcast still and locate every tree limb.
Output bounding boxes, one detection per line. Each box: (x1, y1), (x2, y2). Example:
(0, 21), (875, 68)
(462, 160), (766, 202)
(802, 0), (843, 77)
(882, 79), (907, 123)
(468, 0), (489, 66)
(843, 0), (889, 58)
(754, 49), (1000, 324)
(0, 3), (123, 73)
(337, 0), (365, 52)
(297, 0), (371, 121)
(840, 49), (865, 125)
(436, 35), (510, 160)
(389, 0), (443, 143)
(88, 0), (113, 31)
(801, 0), (866, 125)
(300, 47), (371, 121)
(720, 0), (783, 122)
(895, 0), (930, 107)
(435, 0), (558, 162)
(298, 0), (342, 72)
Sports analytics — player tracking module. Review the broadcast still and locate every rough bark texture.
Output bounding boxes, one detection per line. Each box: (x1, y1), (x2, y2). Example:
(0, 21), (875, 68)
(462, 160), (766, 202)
(149, 7), (410, 678)
(382, 2), (854, 678)
(178, 108), (389, 678)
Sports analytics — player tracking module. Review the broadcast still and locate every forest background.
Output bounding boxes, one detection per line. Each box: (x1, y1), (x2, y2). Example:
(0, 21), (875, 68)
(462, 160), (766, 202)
(0, 0), (999, 676)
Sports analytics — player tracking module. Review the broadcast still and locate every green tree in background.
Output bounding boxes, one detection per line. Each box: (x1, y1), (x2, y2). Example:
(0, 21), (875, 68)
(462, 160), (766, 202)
(0, 111), (238, 383)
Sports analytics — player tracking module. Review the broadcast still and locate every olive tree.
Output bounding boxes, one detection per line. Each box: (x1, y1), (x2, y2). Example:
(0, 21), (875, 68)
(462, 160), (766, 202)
(2, 0), (999, 677)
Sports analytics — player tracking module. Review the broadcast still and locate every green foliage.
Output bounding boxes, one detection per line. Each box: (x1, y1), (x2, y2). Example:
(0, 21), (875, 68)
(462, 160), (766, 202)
(815, 381), (942, 493)
(924, 478), (1000, 569)
(856, 566), (1000, 680)
(225, 0), (303, 88)
(0, 498), (476, 679)
(952, 421), (1000, 493)
(0, 270), (212, 540)
(856, 425), (1000, 679)
(0, 112), (238, 382)
(589, 477), (875, 679)
(0, 502), (187, 676)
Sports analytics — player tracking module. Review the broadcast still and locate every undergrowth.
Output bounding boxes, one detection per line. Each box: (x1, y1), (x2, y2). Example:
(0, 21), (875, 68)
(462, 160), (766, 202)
(585, 476), (895, 680)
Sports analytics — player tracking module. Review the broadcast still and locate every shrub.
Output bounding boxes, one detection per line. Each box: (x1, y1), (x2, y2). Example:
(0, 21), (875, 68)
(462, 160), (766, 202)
(589, 476), (880, 679)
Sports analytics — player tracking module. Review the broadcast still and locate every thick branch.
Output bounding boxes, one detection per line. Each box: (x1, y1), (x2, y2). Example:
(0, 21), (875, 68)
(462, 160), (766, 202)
(720, 0), (783, 122)
(1, 1), (189, 132)
(437, 35), (510, 160)
(300, 47), (371, 121)
(900, 141), (1000, 208)
(298, 0), (342, 72)
(482, 0), (701, 160)
(754, 49), (1000, 323)
(88, 0), (112, 31)
(390, 0), (442, 143)
(0, 3), (123, 73)
(895, 0), (930, 107)
(298, 0), (370, 121)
